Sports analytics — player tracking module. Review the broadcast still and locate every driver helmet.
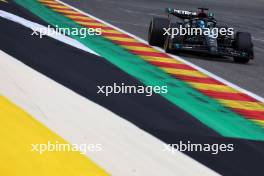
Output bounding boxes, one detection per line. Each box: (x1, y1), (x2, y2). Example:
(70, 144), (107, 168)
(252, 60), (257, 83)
(197, 20), (205, 28)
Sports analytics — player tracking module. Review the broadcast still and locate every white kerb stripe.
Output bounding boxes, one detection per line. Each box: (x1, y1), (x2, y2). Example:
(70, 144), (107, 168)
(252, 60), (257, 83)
(0, 10), (98, 56)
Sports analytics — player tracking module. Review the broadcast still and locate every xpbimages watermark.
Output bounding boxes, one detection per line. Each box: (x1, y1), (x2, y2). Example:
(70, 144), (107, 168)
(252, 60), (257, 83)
(163, 141), (234, 155)
(163, 26), (234, 38)
(31, 25), (102, 38)
(97, 82), (168, 96)
(31, 141), (102, 154)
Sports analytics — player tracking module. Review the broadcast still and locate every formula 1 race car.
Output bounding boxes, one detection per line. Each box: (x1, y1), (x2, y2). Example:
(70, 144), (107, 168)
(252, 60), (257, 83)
(148, 8), (254, 63)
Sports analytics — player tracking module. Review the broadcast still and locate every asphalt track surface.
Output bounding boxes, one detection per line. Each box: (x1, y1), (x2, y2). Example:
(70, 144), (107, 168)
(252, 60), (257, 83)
(61, 0), (264, 98)
(2, 19), (264, 175)
(2, 2), (264, 175)
(0, 14), (262, 176)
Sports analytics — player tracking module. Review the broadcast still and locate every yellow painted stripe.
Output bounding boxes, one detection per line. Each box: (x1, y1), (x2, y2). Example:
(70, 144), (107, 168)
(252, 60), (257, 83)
(253, 120), (264, 127)
(189, 82), (238, 93)
(101, 29), (122, 34)
(217, 99), (264, 111)
(38, 0), (58, 4)
(38, 0), (56, 2)
(65, 15), (93, 20)
(77, 21), (106, 27)
(53, 9), (80, 15)
(61, 18), (121, 34)
(0, 96), (109, 176)
(121, 45), (157, 52)
(161, 67), (207, 78)
(141, 56), (182, 64)
(45, 4), (69, 9)
(105, 36), (137, 42)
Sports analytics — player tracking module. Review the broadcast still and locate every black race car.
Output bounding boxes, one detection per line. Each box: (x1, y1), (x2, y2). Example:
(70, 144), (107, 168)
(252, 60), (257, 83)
(148, 8), (254, 63)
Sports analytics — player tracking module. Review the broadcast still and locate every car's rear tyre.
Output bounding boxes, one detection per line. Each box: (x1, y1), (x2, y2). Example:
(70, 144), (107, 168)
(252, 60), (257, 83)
(233, 32), (253, 63)
(148, 17), (169, 47)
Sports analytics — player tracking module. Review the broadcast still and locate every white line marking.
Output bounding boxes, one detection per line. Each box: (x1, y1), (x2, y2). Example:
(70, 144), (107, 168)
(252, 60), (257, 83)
(0, 10), (98, 56)
(56, 0), (264, 103)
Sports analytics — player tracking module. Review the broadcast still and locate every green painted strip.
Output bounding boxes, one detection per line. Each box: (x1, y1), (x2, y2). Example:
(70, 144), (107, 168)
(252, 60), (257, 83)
(15, 0), (264, 141)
